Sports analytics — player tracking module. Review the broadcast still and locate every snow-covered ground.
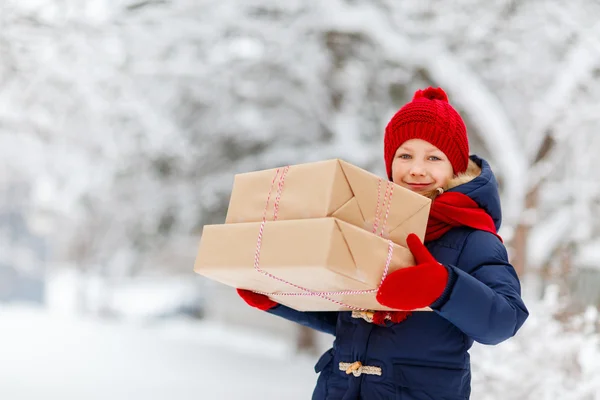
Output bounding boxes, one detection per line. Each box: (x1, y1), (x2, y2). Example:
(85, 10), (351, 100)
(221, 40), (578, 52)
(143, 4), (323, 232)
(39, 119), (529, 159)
(0, 306), (317, 400)
(2, 295), (600, 400)
(1, 271), (599, 399)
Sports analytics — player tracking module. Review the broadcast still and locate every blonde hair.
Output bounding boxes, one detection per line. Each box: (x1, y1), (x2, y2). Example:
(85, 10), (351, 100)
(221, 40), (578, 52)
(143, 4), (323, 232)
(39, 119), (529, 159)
(420, 186), (446, 200)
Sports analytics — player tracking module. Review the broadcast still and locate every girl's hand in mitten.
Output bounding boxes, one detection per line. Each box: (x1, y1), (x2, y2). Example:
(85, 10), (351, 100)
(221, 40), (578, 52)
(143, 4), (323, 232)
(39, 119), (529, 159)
(237, 289), (278, 311)
(376, 234), (449, 310)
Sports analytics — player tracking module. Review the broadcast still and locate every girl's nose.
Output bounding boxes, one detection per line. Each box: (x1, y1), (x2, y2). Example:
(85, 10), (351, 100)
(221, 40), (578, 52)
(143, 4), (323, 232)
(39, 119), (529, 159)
(410, 164), (426, 176)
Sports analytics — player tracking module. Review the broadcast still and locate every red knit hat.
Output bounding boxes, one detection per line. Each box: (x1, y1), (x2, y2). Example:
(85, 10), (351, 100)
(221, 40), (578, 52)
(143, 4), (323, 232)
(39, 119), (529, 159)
(384, 87), (469, 179)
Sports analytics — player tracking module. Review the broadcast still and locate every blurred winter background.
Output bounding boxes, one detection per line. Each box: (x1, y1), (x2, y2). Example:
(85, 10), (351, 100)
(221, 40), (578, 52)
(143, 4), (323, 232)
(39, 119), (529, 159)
(1, 0), (600, 399)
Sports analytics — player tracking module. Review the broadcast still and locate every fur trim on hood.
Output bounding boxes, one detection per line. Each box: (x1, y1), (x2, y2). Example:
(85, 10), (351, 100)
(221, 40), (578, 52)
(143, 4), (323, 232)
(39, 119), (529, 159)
(446, 159), (482, 190)
(420, 159), (482, 200)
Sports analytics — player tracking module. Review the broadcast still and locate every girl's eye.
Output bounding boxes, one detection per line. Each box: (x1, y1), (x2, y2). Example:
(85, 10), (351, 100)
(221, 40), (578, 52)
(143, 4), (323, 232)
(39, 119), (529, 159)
(398, 154), (411, 159)
(429, 156), (442, 161)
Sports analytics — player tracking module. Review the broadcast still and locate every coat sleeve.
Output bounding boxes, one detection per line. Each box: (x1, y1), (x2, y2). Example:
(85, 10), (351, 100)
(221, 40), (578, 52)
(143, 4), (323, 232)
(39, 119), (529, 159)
(266, 305), (338, 336)
(430, 230), (529, 345)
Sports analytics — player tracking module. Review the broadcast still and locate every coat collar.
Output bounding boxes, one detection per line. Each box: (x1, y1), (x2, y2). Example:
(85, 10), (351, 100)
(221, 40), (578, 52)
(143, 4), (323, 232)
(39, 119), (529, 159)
(445, 155), (503, 231)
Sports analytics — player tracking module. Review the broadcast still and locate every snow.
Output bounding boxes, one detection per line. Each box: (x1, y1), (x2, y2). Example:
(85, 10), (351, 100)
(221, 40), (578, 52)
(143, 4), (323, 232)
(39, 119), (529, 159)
(44, 269), (206, 319)
(470, 289), (600, 400)
(2, 288), (600, 400)
(4, 0), (599, 274)
(527, 207), (573, 269)
(526, 33), (600, 164)
(2, 1), (600, 398)
(0, 305), (316, 400)
(575, 239), (600, 270)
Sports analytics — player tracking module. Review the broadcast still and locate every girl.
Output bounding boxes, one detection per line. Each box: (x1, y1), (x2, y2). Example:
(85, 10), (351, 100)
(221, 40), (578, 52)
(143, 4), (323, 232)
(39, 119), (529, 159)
(237, 87), (528, 400)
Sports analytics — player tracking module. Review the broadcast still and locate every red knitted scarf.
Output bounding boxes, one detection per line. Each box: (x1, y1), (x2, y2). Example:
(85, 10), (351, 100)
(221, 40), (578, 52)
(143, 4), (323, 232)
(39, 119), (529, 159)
(425, 191), (502, 243)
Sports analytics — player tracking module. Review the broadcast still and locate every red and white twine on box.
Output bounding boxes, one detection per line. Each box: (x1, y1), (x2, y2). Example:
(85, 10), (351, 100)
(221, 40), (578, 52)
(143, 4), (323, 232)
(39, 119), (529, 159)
(372, 177), (394, 238)
(251, 166), (395, 311)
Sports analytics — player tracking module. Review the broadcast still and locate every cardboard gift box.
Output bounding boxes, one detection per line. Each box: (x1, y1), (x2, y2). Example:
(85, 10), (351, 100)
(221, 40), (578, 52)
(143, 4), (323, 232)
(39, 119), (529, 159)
(224, 159), (431, 247)
(194, 217), (430, 312)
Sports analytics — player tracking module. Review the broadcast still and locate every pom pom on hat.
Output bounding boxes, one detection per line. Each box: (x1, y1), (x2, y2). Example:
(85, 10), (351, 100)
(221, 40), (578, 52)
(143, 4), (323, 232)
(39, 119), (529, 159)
(413, 87), (449, 102)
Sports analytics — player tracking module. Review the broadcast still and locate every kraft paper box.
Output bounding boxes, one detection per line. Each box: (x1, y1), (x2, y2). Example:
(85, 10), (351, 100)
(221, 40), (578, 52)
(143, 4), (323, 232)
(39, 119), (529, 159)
(194, 217), (430, 312)
(225, 159), (431, 247)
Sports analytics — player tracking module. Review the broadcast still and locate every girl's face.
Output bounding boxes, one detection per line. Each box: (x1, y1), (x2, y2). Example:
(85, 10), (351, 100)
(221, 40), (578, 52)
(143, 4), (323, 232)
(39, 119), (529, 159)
(391, 139), (454, 197)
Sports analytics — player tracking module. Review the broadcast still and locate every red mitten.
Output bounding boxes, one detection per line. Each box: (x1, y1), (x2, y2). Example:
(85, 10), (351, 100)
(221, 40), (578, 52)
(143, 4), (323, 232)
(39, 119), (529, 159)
(237, 289), (278, 311)
(376, 234), (449, 310)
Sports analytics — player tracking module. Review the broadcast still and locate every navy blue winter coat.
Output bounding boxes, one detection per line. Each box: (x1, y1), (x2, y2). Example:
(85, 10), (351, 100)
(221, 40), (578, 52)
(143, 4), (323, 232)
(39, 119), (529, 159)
(267, 156), (529, 399)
